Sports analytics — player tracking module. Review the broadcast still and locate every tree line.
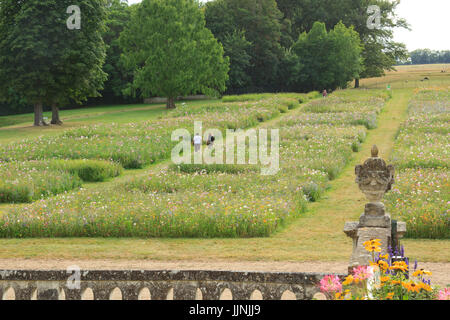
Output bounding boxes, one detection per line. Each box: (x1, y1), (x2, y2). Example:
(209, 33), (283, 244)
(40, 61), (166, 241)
(0, 0), (410, 124)
(398, 49), (450, 65)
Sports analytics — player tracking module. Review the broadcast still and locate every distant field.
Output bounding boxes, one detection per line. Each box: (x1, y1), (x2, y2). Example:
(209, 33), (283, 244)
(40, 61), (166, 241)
(358, 64), (450, 89)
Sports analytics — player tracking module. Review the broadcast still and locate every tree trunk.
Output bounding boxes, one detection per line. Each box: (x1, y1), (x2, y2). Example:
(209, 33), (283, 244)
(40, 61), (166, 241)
(355, 78), (360, 88)
(51, 103), (63, 125)
(33, 102), (47, 126)
(166, 97), (176, 109)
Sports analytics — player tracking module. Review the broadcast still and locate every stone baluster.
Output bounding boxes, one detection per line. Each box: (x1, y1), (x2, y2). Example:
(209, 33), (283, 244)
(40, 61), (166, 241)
(344, 145), (406, 272)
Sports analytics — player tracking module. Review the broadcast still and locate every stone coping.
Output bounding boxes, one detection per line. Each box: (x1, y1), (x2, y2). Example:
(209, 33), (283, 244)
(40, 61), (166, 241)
(0, 269), (346, 283)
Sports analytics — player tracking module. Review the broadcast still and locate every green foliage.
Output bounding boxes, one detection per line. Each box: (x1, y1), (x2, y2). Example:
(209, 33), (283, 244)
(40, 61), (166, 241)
(327, 22), (364, 89)
(0, 159), (122, 203)
(205, 0), (284, 92)
(220, 30), (252, 90)
(276, 0), (409, 82)
(44, 159), (123, 182)
(120, 0), (229, 108)
(291, 21), (363, 91)
(0, 0), (107, 123)
(100, 0), (134, 102)
(302, 182), (323, 202)
(0, 162), (83, 203)
(408, 49), (450, 65)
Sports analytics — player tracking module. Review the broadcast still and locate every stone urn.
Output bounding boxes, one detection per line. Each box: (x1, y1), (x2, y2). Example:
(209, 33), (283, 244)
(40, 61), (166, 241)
(344, 145), (405, 271)
(355, 145), (395, 203)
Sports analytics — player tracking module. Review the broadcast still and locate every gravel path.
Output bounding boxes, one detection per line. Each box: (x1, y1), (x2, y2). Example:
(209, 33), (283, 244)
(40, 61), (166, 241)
(1, 259), (448, 288)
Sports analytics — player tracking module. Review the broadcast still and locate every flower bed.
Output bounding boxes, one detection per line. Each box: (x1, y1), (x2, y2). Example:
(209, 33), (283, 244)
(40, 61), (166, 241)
(387, 87), (449, 239)
(318, 239), (448, 300)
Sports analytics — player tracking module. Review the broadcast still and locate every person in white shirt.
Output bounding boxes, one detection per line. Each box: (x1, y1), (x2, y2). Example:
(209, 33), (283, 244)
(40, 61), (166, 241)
(193, 133), (202, 152)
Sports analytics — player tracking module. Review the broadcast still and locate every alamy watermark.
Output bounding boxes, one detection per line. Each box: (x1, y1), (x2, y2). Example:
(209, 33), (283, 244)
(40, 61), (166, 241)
(66, 5), (81, 30)
(66, 265), (81, 290)
(171, 121), (280, 175)
(367, 5), (381, 30)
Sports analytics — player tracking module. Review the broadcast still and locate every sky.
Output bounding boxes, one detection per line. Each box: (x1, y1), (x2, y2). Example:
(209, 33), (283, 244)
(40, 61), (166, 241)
(127, 0), (450, 51)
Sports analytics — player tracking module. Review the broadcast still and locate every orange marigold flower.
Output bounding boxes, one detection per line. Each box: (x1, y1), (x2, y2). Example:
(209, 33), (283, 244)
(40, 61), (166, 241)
(386, 292), (394, 300)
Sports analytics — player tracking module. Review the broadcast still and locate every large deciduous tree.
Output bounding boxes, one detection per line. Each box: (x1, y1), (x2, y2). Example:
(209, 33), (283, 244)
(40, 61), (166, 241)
(0, 0), (107, 126)
(291, 21), (363, 91)
(205, 0), (284, 93)
(276, 0), (409, 87)
(99, 0), (134, 103)
(120, 0), (229, 109)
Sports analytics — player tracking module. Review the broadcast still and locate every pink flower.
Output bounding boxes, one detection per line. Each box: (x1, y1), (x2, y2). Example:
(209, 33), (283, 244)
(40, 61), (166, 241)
(319, 275), (342, 294)
(437, 288), (450, 300)
(352, 265), (374, 283)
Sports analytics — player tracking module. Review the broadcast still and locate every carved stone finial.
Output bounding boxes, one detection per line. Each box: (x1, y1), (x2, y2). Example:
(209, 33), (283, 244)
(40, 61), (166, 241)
(355, 146), (395, 202)
(371, 145), (379, 158)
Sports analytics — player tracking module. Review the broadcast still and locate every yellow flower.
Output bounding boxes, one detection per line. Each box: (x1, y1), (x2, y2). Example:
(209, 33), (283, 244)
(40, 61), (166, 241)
(418, 282), (432, 292)
(377, 260), (389, 270)
(363, 239), (381, 247)
(386, 292), (394, 300)
(402, 281), (420, 293)
(380, 276), (390, 283)
(379, 254), (389, 260)
(365, 245), (381, 253)
(342, 275), (353, 285)
(412, 269), (432, 277)
(390, 261), (408, 272)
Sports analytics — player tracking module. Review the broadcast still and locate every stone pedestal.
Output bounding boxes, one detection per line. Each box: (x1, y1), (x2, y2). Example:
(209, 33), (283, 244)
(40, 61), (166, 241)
(344, 146), (406, 272)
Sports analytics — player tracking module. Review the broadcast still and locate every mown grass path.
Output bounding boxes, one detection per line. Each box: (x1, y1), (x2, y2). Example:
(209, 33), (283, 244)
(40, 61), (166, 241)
(0, 88), (448, 270)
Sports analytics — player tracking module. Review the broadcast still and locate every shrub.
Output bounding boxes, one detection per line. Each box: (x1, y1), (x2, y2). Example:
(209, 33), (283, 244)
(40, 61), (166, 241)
(0, 162), (82, 203)
(302, 182), (323, 202)
(47, 159), (123, 182)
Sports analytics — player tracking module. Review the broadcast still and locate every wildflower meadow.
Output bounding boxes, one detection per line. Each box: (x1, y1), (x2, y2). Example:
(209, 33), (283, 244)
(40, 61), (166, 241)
(386, 87), (450, 239)
(0, 90), (391, 238)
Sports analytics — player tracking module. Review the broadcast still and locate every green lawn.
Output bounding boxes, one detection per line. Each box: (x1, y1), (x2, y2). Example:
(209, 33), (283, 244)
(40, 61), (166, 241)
(0, 100), (221, 144)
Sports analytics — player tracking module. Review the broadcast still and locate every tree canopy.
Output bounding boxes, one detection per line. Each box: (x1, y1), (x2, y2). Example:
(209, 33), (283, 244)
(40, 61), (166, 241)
(120, 0), (229, 109)
(275, 0), (410, 86)
(0, 0), (107, 125)
(205, 0), (284, 93)
(99, 0), (135, 103)
(291, 21), (363, 91)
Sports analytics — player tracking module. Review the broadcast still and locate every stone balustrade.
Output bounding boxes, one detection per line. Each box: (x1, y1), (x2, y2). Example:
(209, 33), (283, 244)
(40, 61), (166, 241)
(0, 270), (346, 300)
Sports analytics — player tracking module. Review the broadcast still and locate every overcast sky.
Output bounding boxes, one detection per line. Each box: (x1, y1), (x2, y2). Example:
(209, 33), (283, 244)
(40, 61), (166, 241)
(127, 0), (450, 51)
